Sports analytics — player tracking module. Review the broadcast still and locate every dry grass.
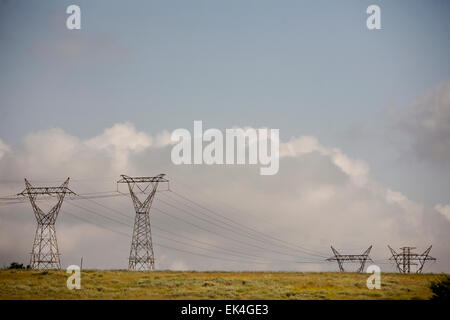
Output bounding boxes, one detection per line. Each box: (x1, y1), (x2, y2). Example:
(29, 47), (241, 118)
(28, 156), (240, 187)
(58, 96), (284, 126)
(0, 270), (445, 300)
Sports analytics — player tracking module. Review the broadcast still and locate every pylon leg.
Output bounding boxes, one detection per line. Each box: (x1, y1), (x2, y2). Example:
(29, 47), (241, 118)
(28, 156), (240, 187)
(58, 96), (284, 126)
(128, 212), (154, 271)
(30, 223), (60, 270)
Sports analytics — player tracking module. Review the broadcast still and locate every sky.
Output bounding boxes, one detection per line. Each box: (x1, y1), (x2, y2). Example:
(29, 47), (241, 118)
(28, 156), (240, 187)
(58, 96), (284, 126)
(0, 0), (449, 272)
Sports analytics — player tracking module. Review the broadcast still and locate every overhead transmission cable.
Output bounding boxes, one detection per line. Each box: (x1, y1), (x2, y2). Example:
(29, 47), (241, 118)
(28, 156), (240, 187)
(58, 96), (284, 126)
(160, 191), (327, 258)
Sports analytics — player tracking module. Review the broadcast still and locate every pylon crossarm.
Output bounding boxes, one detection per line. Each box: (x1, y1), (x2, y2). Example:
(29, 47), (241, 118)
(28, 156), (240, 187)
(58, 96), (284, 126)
(117, 174), (168, 184)
(328, 246), (373, 272)
(21, 178), (73, 223)
(18, 187), (75, 195)
(18, 178), (75, 197)
(118, 174), (168, 213)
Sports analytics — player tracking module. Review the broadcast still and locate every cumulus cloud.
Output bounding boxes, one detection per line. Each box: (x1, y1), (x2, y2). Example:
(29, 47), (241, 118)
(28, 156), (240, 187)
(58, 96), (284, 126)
(281, 136), (369, 187)
(86, 122), (153, 171)
(435, 204), (450, 222)
(390, 82), (450, 165)
(0, 123), (172, 195)
(86, 123), (153, 152)
(153, 130), (174, 148)
(0, 123), (449, 272)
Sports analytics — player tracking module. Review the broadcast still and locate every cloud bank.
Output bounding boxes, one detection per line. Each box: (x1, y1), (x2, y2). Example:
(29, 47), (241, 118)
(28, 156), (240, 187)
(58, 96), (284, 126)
(0, 123), (448, 272)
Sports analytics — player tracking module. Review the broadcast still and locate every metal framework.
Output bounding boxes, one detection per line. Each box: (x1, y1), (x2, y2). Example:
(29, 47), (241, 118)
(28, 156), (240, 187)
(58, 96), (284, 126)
(117, 174), (168, 271)
(388, 245), (436, 274)
(17, 178), (75, 270)
(327, 245), (373, 272)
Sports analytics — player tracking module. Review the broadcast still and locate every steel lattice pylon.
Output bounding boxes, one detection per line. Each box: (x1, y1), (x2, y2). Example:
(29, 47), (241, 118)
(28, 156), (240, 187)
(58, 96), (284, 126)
(388, 245), (436, 274)
(117, 174), (168, 271)
(17, 178), (75, 270)
(326, 245), (373, 272)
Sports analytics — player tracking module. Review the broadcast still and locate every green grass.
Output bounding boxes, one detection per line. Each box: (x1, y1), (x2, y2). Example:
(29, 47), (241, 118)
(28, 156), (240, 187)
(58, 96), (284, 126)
(0, 270), (445, 300)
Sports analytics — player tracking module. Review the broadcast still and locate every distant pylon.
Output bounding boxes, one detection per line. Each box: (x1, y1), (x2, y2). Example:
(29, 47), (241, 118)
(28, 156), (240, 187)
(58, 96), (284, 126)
(117, 174), (168, 271)
(18, 178), (75, 270)
(388, 245), (436, 274)
(327, 245), (373, 272)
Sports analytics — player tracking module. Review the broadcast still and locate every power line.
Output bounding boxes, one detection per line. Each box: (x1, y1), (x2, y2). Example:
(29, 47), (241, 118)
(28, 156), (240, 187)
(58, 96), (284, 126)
(170, 179), (331, 253)
(67, 193), (323, 264)
(156, 196), (323, 260)
(62, 208), (324, 266)
(76, 190), (324, 262)
(1, 178), (440, 272)
(151, 205), (323, 262)
(167, 189), (328, 258)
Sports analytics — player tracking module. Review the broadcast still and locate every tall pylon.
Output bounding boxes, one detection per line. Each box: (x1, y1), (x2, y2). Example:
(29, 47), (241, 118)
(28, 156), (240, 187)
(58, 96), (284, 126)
(326, 245), (373, 272)
(388, 245), (436, 273)
(117, 174), (168, 271)
(18, 178), (75, 270)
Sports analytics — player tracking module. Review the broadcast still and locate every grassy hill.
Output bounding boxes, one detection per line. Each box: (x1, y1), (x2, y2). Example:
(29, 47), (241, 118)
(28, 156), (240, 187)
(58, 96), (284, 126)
(0, 269), (445, 300)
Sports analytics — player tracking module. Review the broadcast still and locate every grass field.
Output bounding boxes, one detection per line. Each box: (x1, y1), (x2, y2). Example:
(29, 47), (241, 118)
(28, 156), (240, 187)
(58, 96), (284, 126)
(0, 269), (445, 300)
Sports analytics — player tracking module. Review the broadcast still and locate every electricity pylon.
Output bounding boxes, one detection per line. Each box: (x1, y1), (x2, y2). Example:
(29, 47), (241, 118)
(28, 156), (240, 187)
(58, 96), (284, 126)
(388, 245), (436, 273)
(17, 178), (75, 270)
(117, 174), (168, 271)
(327, 245), (373, 272)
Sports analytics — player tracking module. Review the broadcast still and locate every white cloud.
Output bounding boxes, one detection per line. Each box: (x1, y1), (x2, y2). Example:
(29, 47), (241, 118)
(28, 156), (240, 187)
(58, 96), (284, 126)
(0, 123), (172, 183)
(0, 122), (449, 272)
(153, 130), (174, 148)
(281, 136), (369, 186)
(86, 122), (153, 153)
(85, 123), (174, 172)
(329, 150), (369, 187)
(435, 204), (450, 222)
(299, 185), (336, 207)
(86, 122), (153, 171)
(280, 136), (324, 157)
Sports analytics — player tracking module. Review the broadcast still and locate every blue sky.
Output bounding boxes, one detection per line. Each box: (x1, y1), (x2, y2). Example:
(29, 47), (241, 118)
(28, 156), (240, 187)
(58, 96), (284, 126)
(1, 0), (449, 204)
(1, 0), (449, 138)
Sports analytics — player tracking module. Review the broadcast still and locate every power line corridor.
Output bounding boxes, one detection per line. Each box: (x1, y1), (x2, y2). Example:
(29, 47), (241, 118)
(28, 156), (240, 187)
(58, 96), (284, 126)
(0, 176), (436, 272)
